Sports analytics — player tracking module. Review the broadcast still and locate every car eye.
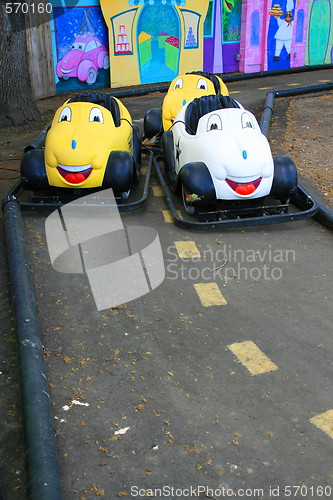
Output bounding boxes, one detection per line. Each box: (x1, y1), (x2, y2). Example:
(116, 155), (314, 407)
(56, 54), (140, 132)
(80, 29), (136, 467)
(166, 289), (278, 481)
(241, 112), (255, 129)
(58, 106), (72, 122)
(207, 114), (222, 131)
(89, 107), (104, 123)
(197, 78), (208, 90)
(173, 78), (183, 89)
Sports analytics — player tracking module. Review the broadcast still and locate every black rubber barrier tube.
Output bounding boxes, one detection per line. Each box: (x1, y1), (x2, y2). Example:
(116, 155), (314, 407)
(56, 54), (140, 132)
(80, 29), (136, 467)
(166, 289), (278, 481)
(24, 123), (51, 152)
(2, 198), (63, 500)
(260, 85), (333, 230)
(89, 63), (333, 101)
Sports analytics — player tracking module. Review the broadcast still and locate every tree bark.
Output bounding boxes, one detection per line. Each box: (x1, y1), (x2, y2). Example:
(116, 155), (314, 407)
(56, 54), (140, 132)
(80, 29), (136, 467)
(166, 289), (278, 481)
(0, 5), (42, 127)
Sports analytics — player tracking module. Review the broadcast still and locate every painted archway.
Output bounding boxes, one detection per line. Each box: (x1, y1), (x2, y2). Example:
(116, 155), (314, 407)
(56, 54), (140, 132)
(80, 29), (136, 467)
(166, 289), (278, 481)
(137, 2), (181, 83)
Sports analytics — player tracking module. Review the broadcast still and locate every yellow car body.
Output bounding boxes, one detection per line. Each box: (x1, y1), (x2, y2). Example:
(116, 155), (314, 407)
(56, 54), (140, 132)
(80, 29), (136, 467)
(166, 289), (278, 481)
(162, 72), (229, 132)
(44, 97), (133, 188)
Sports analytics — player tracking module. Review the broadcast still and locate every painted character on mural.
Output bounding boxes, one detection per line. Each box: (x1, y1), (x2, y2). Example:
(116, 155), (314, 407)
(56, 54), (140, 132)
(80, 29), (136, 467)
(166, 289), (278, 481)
(57, 34), (109, 85)
(56, 8), (110, 87)
(270, 0), (295, 61)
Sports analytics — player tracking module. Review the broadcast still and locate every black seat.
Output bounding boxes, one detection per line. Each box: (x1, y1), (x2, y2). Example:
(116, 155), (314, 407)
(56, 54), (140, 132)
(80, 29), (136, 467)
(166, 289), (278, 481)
(184, 94), (240, 135)
(186, 70), (222, 94)
(68, 91), (121, 127)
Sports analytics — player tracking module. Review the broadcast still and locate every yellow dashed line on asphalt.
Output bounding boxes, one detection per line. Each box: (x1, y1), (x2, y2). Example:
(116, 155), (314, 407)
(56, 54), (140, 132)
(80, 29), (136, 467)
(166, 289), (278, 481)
(194, 282), (227, 307)
(228, 341), (278, 375)
(258, 86), (273, 90)
(162, 209), (181, 222)
(175, 241), (201, 259)
(310, 410), (333, 439)
(319, 79), (331, 83)
(286, 83), (301, 86)
(152, 185), (164, 197)
(229, 90), (241, 94)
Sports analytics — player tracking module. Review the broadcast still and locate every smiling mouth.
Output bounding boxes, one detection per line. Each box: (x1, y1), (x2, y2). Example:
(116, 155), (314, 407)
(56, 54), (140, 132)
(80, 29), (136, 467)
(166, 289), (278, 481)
(226, 177), (262, 195)
(57, 164), (92, 184)
(61, 68), (74, 74)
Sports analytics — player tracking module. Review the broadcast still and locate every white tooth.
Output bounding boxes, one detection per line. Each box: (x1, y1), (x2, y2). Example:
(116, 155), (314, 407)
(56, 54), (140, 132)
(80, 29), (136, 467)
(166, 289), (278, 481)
(227, 175), (259, 183)
(58, 164), (91, 173)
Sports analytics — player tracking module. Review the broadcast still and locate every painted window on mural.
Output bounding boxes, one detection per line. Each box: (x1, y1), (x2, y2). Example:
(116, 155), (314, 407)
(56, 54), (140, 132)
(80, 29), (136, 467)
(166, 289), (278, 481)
(111, 9), (137, 55)
(222, 0), (242, 42)
(181, 9), (201, 48)
(250, 10), (260, 46)
(295, 9), (304, 43)
(204, 0), (214, 37)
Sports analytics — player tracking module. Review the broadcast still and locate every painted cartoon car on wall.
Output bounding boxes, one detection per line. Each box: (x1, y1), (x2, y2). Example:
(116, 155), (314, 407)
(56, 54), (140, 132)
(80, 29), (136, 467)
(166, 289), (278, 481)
(56, 34), (110, 85)
(162, 94), (298, 214)
(20, 92), (141, 198)
(143, 71), (229, 139)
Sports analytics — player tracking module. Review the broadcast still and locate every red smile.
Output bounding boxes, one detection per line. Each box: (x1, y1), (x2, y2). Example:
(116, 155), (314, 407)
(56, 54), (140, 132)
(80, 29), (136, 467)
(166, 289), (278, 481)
(57, 165), (92, 184)
(226, 177), (262, 195)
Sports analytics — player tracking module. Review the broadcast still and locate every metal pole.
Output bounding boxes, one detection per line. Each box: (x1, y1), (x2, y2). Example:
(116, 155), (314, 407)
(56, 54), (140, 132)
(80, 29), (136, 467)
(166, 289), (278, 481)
(260, 86), (333, 230)
(2, 198), (63, 500)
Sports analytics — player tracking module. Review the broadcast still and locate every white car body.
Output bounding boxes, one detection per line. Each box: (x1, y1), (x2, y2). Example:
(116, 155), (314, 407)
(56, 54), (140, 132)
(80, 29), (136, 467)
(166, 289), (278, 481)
(172, 101), (274, 200)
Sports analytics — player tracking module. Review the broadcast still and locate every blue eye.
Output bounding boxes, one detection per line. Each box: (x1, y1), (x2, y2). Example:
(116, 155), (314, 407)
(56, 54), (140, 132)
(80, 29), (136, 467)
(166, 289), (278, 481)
(173, 78), (183, 89)
(89, 107), (104, 123)
(197, 78), (208, 90)
(206, 114), (222, 132)
(58, 106), (72, 122)
(241, 112), (255, 129)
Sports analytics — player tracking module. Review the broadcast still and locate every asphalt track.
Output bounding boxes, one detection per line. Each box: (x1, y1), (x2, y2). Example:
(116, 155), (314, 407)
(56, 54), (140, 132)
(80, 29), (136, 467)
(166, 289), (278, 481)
(1, 68), (333, 500)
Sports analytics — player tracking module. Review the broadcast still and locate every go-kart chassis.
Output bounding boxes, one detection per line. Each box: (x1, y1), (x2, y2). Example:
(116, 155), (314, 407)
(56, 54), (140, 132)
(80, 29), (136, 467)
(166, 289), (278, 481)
(153, 155), (317, 230)
(6, 125), (153, 212)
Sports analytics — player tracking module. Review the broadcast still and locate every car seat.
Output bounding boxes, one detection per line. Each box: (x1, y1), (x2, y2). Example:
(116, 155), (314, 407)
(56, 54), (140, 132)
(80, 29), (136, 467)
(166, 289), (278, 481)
(186, 70), (223, 95)
(68, 92), (121, 127)
(184, 94), (240, 135)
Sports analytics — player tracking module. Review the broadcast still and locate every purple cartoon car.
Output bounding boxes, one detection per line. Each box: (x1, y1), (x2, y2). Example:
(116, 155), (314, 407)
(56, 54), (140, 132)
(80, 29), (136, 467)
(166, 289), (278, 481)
(56, 34), (110, 85)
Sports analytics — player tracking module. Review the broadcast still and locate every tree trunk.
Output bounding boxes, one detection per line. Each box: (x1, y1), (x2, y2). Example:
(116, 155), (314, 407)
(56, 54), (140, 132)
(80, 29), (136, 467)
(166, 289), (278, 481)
(0, 5), (42, 127)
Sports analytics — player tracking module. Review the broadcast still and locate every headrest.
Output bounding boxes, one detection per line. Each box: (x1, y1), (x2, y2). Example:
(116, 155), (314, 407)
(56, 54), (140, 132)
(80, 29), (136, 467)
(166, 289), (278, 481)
(184, 94), (240, 135)
(186, 71), (221, 94)
(68, 92), (121, 127)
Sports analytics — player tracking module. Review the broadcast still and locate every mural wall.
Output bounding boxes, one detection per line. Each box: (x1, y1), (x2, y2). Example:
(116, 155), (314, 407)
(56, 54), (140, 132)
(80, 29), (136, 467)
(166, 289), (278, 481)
(50, 0), (333, 93)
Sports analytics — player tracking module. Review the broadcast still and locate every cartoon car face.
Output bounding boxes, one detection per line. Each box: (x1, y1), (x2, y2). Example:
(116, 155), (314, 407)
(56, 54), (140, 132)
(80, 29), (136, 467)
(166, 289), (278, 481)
(44, 97), (132, 189)
(56, 35), (109, 85)
(162, 72), (229, 132)
(169, 95), (274, 203)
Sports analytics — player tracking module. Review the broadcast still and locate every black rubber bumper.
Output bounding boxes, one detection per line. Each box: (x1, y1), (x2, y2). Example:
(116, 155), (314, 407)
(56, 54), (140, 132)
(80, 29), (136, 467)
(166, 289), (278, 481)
(260, 84), (333, 230)
(2, 199), (63, 500)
